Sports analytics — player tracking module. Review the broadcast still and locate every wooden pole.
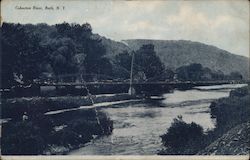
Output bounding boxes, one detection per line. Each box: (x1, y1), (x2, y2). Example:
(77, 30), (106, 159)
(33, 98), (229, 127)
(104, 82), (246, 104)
(129, 51), (135, 95)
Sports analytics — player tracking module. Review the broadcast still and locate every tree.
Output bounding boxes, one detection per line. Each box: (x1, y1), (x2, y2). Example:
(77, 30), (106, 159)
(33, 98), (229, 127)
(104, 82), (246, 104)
(1, 23), (19, 87)
(176, 63), (204, 81)
(55, 22), (111, 78)
(113, 51), (132, 79)
(49, 37), (78, 75)
(229, 71), (242, 80)
(114, 51), (131, 72)
(1, 23), (46, 85)
(134, 44), (165, 80)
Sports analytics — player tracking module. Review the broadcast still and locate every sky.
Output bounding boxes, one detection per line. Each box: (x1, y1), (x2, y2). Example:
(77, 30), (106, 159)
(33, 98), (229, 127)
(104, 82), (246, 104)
(1, 0), (249, 57)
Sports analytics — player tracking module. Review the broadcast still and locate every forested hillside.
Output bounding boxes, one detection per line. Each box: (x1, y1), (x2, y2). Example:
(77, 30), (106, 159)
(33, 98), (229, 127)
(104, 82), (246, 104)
(1, 22), (247, 89)
(123, 39), (249, 78)
(1, 23), (167, 88)
(1, 22), (112, 87)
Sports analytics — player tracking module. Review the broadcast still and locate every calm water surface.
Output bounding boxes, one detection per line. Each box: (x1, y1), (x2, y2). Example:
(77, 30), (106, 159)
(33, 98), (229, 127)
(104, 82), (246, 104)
(69, 84), (247, 155)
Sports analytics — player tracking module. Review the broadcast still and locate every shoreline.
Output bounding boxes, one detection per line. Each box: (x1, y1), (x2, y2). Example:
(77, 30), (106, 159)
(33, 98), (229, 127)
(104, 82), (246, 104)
(1, 93), (140, 155)
(1, 93), (138, 119)
(1, 84), (249, 155)
(159, 85), (249, 155)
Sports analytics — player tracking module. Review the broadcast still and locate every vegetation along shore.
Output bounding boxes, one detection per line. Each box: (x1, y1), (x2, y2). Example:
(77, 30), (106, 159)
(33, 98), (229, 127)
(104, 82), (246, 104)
(159, 85), (249, 155)
(1, 93), (139, 155)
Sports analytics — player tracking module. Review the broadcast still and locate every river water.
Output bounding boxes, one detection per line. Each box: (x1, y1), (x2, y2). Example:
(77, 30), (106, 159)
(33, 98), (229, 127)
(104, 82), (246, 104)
(69, 84), (247, 155)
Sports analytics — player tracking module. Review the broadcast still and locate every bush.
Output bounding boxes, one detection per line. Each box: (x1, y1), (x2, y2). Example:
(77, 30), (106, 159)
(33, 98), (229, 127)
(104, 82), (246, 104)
(1, 121), (46, 155)
(210, 86), (250, 132)
(160, 86), (250, 155)
(160, 117), (206, 154)
(229, 86), (249, 97)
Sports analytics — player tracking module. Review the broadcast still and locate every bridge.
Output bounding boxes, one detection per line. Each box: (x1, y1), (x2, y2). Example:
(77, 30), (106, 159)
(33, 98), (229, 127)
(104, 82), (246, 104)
(37, 72), (248, 86)
(35, 78), (249, 97)
(1, 74), (249, 98)
(2, 72), (249, 98)
(38, 72), (248, 85)
(38, 80), (246, 86)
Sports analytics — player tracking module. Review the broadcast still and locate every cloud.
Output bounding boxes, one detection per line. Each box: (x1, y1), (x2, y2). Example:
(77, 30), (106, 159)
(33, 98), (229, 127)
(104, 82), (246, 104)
(1, 0), (249, 57)
(167, 5), (233, 30)
(161, 4), (248, 57)
(126, 1), (165, 11)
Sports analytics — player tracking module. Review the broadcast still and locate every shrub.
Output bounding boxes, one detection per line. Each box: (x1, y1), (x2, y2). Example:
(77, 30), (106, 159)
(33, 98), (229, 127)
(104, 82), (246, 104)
(161, 117), (206, 154)
(1, 121), (46, 155)
(1, 105), (113, 155)
(210, 87), (250, 132)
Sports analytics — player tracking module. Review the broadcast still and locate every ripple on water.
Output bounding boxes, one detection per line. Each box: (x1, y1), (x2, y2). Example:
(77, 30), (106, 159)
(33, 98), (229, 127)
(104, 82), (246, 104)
(69, 84), (247, 155)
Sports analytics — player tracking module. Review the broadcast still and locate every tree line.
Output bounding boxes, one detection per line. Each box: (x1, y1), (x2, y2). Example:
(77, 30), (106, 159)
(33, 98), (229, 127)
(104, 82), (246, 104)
(1, 22), (111, 88)
(1, 22), (167, 88)
(1, 22), (242, 89)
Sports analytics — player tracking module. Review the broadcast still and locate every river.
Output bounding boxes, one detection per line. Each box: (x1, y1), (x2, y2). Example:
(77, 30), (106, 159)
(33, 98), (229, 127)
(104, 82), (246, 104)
(69, 84), (247, 155)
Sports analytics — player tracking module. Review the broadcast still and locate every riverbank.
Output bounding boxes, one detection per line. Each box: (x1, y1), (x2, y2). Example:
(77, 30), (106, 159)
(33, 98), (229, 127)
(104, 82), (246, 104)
(198, 85), (250, 155)
(1, 84), (248, 155)
(1, 109), (113, 155)
(1, 93), (137, 119)
(1, 93), (138, 155)
(198, 122), (250, 155)
(160, 85), (249, 155)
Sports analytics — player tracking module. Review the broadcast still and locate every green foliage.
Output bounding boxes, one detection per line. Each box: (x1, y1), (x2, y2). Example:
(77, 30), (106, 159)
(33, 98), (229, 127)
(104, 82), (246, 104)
(1, 23), (38, 86)
(134, 44), (165, 80)
(176, 63), (243, 81)
(229, 72), (243, 80)
(1, 121), (47, 155)
(1, 109), (113, 155)
(113, 51), (131, 79)
(2, 22), (243, 91)
(160, 117), (206, 154)
(160, 86), (250, 155)
(113, 45), (170, 81)
(1, 22), (111, 87)
(176, 63), (203, 81)
(210, 86), (250, 132)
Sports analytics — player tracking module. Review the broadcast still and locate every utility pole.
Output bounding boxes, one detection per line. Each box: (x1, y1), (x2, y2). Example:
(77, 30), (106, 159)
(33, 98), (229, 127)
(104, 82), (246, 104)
(128, 51), (136, 95)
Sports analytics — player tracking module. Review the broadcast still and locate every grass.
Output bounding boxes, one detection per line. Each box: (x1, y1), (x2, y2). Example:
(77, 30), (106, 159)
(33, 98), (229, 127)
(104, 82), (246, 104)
(1, 93), (119, 155)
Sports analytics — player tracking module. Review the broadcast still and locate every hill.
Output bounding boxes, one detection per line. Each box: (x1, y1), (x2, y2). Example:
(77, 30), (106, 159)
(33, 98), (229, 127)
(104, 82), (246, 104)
(121, 39), (249, 78)
(2, 22), (249, 89)
(93, 34), (131, 58)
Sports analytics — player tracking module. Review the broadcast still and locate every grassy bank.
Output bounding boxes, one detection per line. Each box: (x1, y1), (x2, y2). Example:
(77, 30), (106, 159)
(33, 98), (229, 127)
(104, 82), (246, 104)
(159, 85), (250, 155)
(1, 109), (113, 155)
(0, 93), (139, 155)
(1, 93), (136, 120)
